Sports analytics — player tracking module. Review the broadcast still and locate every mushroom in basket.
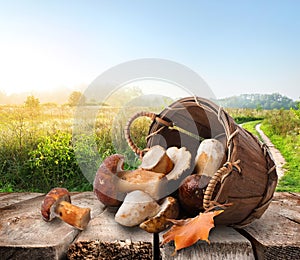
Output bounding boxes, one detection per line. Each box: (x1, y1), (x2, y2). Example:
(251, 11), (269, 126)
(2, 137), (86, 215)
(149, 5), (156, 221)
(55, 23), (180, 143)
(93, 145), (191, 232)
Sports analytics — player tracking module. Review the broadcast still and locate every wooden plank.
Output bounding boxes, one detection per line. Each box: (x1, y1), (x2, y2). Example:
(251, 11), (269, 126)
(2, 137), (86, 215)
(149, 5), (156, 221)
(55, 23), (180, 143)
(0, 191), (105, 260)
(241, 192), (300, 260)
(160, 226), (255, 260)
(68, 207), (153, 259)
(0, 192), (43, 208)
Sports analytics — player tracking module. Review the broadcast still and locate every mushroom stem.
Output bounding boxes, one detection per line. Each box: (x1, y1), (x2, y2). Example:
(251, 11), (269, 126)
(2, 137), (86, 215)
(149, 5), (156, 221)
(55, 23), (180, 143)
(140, 145), (174, 174)
(55, 200), (91, 230)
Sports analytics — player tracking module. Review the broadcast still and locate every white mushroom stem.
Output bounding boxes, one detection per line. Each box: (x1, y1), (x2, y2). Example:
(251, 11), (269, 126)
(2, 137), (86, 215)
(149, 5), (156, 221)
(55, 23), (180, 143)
(117, 169), (165, 200)
(115, 190), (160, 227)
(140, 145), (174, 174)
(165, 147), (192, 181)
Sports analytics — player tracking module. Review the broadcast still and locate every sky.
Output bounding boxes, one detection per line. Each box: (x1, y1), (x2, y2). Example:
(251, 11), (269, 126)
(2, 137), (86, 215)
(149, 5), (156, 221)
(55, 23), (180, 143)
(0, 0), (299, 100)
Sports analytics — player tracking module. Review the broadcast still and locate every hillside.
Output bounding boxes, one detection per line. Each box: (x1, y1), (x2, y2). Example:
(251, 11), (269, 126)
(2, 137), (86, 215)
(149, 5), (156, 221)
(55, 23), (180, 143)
(217, 93), (297, 110)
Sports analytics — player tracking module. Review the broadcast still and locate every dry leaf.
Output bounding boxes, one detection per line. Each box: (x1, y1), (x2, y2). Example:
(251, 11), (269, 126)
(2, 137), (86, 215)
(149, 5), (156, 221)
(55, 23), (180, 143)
(162, 210), (223, 253)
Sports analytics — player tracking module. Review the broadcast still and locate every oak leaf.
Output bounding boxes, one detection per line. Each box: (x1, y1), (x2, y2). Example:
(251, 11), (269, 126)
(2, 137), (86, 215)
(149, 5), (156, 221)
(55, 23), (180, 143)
(161, 210), (223, 253)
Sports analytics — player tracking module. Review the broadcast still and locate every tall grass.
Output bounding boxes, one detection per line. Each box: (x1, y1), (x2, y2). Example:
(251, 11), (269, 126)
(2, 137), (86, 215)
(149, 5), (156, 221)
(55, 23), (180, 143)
(0, 105), (298, 192)
(0, 105), (152, 192)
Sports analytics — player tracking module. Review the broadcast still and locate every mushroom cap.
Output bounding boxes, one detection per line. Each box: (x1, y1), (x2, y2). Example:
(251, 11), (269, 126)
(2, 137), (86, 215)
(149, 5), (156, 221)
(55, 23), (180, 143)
(93, 154), (125, 206)
(178, 174), (220, 215)
(41, 187), (71, 221)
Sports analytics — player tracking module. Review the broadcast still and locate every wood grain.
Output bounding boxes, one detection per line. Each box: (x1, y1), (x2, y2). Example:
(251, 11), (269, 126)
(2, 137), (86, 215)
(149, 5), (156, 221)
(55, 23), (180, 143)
(241, 192), (300, 260)
(161, 226), (255, 260)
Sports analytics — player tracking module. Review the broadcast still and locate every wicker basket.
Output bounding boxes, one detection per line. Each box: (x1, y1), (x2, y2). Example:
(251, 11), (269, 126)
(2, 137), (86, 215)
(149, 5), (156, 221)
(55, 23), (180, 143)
(125, 97), (278, 227)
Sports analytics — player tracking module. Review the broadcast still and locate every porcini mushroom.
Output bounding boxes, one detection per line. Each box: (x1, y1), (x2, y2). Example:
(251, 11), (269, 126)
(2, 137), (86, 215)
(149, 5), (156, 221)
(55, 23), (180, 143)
(117, 146), (191, 199)
(179, 139), (225, 215)
(140, 145), (174, 174)
(194, 139), (225, 176)
(179, 175), (220, 215)
(93, 154), (126, 207)
(115, 190), (161, 227)
(140, 196), (179, 233)
(41, 187), (91, 230)
(94, 146), (192, 207)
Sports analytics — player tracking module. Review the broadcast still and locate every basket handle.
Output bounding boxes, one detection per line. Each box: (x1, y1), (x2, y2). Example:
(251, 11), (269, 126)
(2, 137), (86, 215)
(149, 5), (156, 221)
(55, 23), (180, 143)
(125, 111), (173, 157)
(124, 111), (157, 157)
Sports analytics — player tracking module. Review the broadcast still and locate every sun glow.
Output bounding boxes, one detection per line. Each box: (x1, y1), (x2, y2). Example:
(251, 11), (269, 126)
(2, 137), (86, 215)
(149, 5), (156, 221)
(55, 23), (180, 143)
(0, 42), (84, 95)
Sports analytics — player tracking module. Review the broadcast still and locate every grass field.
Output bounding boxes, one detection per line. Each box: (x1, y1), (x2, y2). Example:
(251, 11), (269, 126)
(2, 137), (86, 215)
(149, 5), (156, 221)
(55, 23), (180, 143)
(0, 104), (299, 192)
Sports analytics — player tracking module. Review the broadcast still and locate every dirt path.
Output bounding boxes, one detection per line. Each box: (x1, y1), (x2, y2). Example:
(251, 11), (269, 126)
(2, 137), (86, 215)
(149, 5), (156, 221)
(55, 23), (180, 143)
(255, 123), (286, 180)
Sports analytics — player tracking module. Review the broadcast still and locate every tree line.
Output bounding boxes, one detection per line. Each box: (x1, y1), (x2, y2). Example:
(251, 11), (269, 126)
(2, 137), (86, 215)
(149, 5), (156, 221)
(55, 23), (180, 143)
(2, 90), (299, 110)
(217, 93), (298, 110)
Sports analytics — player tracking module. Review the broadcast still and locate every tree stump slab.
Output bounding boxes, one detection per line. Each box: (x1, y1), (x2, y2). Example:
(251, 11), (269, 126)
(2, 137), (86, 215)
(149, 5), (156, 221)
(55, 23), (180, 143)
(0, 192), (104, 260)
(241, 192), (300, 260)
(0, 192), (43, 208)
(1, 192), (299, 259)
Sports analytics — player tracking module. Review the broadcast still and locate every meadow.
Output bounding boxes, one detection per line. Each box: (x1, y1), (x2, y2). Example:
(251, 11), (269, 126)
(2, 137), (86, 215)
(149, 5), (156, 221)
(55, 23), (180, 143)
(0, 103), (299, 193)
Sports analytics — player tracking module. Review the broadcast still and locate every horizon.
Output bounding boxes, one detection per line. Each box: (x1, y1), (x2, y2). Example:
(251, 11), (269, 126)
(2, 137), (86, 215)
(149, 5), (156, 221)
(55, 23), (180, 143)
(0, 1), (299, 100)
(0, 88), (297, 106)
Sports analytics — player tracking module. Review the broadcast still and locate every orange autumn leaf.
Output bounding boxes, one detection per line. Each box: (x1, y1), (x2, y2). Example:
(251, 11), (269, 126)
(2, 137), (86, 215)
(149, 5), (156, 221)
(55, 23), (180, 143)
(162, 210), (223, 253)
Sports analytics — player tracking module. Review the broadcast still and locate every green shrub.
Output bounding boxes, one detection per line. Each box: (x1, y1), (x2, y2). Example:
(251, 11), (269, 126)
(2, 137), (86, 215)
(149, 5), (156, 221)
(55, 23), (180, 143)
(28, 131), (92, 192)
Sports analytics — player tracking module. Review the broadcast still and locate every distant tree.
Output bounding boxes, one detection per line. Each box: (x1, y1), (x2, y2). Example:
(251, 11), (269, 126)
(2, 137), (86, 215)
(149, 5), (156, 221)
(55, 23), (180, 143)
(24, 95), (40, 108)
(105, 86), (143, 106)
(68, 91), (86, 106)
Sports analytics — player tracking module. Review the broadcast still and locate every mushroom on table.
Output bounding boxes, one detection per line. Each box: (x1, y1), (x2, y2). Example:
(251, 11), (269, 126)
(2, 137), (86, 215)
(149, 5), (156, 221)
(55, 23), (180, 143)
(41, 187), (91, 230)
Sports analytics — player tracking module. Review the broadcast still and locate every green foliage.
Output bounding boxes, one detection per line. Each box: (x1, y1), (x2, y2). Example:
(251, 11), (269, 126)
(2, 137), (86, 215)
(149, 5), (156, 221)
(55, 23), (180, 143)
(263, 109), (300, 136)
(1, 102), (299, 193)
(225, 108), (266, 124)
(28, 132), (91, 192)
(0, 105), (92, 192)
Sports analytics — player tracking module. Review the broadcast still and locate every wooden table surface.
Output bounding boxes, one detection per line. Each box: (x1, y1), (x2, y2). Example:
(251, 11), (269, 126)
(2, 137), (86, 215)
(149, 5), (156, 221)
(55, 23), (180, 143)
(0, 192), (299, 260)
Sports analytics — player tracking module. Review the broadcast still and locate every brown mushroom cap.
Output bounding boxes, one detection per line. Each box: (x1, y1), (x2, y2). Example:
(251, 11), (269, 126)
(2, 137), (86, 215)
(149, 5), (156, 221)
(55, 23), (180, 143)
(93, 154), (126, 206)
(41, 187), (71, 221)
(178, 174), (221, 216)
